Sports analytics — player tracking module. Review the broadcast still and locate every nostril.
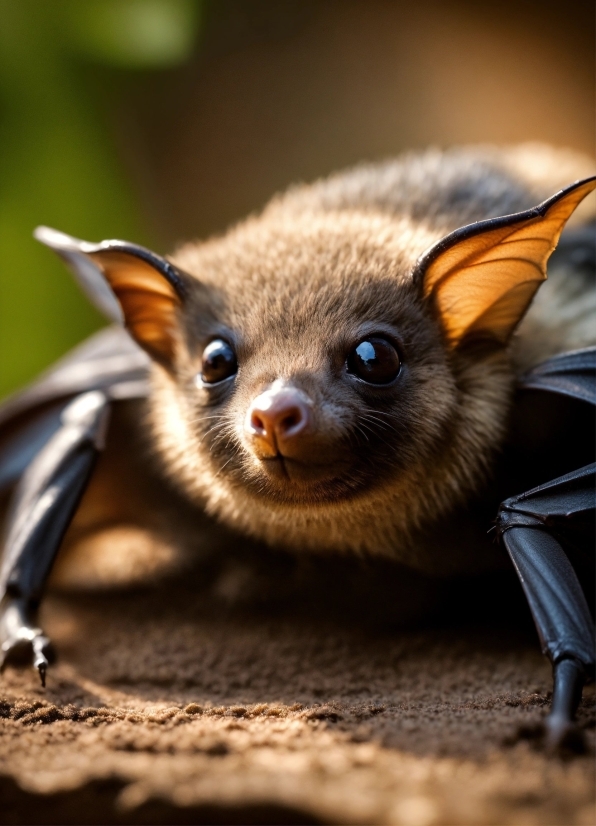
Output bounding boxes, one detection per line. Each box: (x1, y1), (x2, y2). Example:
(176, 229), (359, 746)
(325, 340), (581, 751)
(278, 408), (303, 434)
(250, 411), (267, 435)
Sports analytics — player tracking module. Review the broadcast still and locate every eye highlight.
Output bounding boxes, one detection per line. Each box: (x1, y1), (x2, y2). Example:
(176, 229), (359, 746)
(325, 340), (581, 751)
(346, 337), (401, 385)
(200, 339), (238, 385)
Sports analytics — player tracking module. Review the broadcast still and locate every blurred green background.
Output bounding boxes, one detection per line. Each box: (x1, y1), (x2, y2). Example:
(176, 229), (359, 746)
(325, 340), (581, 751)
(0, 0), (594, 398)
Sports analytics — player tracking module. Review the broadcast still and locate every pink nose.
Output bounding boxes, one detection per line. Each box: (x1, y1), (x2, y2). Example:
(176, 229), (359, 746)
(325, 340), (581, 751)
(245, 383), (313, 457)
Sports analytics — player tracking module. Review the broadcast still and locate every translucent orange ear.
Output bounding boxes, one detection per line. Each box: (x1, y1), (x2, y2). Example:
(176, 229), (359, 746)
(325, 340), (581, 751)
(414, 177), (596, 347)
(35, 228), (188, 366)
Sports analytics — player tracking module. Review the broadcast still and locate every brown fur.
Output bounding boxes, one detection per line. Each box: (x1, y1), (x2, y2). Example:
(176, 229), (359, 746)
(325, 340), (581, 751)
(57, 144), (596, 583)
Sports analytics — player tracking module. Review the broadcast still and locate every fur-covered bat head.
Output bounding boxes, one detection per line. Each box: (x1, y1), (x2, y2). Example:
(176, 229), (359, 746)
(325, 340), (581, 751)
(36, 153), (596, 561)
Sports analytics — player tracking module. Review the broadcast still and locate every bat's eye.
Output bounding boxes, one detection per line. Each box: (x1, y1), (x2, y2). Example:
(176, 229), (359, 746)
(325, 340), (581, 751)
(346, 337), (401, 384)
(201, 339), (238, 384)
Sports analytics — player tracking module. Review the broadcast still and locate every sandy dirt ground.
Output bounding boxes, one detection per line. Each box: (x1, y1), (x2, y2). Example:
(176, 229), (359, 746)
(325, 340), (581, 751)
(0, 553), (594, 826)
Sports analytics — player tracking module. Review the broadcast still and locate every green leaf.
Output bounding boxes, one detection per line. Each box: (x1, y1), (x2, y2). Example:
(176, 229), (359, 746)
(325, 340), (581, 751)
(62, 0), (202, 68)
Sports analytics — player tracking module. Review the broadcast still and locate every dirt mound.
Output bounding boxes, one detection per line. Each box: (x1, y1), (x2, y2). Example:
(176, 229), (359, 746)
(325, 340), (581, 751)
(0, 562), (594, 825)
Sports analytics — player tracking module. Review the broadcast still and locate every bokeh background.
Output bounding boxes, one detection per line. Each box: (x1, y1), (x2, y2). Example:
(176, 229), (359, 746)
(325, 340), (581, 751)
(0, 0), (593, 399)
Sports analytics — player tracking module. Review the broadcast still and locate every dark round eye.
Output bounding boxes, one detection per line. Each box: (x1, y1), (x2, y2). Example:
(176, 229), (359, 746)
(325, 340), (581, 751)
(346, 337), (401, 385)
(201, 339), (237, 384)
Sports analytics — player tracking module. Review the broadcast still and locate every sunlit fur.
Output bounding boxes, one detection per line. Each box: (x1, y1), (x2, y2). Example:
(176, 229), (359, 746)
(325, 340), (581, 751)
(145, 145), (595, 573)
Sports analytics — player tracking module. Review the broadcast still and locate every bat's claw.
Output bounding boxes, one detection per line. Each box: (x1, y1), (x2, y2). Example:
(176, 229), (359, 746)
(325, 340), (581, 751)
(33, 637), (50, 687)
(513, 717), (587, 757)
(543, 715), (586, 756)
(0, 597), (54, 685)
(512, 659), (590, 756)
(37, 661), (47, 688)
(542, 658), (589, 757)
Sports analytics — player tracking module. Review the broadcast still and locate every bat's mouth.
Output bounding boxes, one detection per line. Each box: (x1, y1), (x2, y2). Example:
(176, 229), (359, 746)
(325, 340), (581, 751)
(230, 450), (373, 507)
(260, 454), (351, 485)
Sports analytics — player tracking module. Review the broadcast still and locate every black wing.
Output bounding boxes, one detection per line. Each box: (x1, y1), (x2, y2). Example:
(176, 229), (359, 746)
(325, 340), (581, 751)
(496, 346), (595, 752)
(519, 347), (596, 407)
(0, 326), (150, 494)
(0, 327), (151, 683)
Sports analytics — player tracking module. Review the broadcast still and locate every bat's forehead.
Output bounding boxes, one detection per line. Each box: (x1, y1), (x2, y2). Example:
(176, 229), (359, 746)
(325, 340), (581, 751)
(175, 208), (439, 347)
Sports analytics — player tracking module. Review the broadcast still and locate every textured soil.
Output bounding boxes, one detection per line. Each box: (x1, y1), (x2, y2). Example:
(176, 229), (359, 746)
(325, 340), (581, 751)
(0, 553), (594, 826)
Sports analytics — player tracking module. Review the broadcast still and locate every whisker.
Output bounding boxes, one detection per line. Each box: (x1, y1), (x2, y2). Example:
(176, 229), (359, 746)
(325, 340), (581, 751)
(360, 413), (398, 434)
(354, 424), (370, 443)
(188, 413), (228, 424)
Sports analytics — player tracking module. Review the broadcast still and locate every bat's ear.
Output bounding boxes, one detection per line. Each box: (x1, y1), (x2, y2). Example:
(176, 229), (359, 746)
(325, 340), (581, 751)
(34, 227), (190, 367)
(414, 176), (596, 348)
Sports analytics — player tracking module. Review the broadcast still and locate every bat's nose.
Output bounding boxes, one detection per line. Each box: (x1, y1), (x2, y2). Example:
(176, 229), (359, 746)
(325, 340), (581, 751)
(245, 382), (313, 458)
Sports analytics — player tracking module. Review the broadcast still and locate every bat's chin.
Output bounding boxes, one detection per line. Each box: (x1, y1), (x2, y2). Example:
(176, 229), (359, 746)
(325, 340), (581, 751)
(241, 454), (360, 505)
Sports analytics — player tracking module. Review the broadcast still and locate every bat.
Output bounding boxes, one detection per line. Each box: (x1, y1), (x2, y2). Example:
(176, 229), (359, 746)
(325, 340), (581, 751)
(0, 144), (594, 754)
